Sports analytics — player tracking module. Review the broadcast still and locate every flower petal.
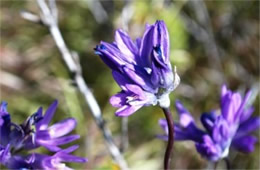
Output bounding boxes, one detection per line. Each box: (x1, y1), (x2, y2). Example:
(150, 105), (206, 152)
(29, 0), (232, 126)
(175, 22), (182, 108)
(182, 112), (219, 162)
(109, 92), (127, 107)
(48, 118), (77, 138)
(0, 144), (11, 164)
(151, 62), (160, 87)
(95, 42), (128, 69)
(233, 90), (252, 122)
(38, 100), (58, 130)
(212, 116), (230, 143)
(135, 37), (142, 49)
(175, 100), (194, 128)
(200, 112), (217, 133)
(232, 135), (258, 153)
(221, 85), (228, 99)
(56, 152), (87, 163)
(115, 29), (138, 62)
(158, 118), (205, 142)
(0, 114), (11, 145)
(115, 104), (143, 117)
(153, 20), (170, 62)
(38, 135), (80, 148)
(112, 70), (132, 91)
(235, 117), (260, 138)
(221, 92), (241, 123)
(139, 24), (154, 67)
(125, 84), (146, 100)
(158, 119), (168, 134)
(0, 101), (9, 116)
(61, 145), (79, 153)
(5, 155), (32, 169)
(239, 106), (254, 123)
(123, 66), (155, 92)
(195, 135), (222, 161)
(221, 91), (232, 122)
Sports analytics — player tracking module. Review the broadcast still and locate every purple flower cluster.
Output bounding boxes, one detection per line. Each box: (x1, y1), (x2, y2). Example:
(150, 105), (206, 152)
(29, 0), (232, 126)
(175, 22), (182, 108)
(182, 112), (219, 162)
(158, 85), (260, 161)
(95, 20), (180, 116)
(0, 100), (86, 169)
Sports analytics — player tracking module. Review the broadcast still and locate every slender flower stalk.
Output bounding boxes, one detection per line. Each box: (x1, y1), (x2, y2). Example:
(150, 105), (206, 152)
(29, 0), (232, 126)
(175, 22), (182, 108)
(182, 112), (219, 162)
(162, 107), (174, 170)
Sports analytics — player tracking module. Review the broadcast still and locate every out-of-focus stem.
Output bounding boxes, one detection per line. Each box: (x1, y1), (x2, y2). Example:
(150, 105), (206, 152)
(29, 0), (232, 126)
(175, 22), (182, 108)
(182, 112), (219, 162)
(214, 161), (218, 170)
(120, 117), (129, 152)
(162, 107), (174, 170)
(224, 158), (230, 170)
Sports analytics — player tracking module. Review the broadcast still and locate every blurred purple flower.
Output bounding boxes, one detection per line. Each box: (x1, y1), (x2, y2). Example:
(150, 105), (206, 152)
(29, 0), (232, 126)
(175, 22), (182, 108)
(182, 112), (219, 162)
(0, 100), (87, 169)
(42, 145), (86, 169)
(6, 145), (86, 170)
(158, 85), (260, 161)
(95, 20), (180, 116)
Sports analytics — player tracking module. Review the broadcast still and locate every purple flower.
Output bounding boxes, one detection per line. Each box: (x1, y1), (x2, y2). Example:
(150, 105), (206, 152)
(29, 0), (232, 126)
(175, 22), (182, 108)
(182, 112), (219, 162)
(0, 100), (87, 169)
(158, 85), (260, 161)
(0, 144), (11, 165)
(25, 100), (80, 152)
(0, 102), (12, 144)
(42, 145), (86, 170)
(95, 20), (180, 116)
(6, 145), (86, 170)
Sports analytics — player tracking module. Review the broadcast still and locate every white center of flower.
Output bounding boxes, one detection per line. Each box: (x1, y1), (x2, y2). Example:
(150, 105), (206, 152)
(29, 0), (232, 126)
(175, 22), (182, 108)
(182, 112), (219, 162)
(158, 93), (170, 108)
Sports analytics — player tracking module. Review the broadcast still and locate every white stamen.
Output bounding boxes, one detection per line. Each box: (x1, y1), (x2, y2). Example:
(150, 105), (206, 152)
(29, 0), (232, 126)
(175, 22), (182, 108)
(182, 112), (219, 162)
(144, 67), (152, 74)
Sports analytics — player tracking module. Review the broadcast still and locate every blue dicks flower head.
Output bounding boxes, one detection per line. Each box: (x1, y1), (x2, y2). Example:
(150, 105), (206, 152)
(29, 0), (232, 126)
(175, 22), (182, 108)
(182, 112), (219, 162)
(95, 20), (180, 116)
(0, 100), (87, 169)
(6, 145), (86, 170)
(158, 85), (260, 161)
(24, 101), (80, 152)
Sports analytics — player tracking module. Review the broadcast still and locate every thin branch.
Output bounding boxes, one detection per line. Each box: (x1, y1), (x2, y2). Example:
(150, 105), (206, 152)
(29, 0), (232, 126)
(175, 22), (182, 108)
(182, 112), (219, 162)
(20, 11), (42, 24)
(48, 0), (58, 22)
(190, 0), (222, 70)
(86, 0), (108, 24)
(121, 0), (134, 31)
(22, 0), (128, 169)
(120, 117), (128, 153)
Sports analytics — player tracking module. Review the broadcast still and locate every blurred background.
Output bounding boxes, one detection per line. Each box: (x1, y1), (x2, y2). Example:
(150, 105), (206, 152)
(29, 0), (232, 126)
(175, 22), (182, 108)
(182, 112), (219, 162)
(0, 0), (259, 169)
